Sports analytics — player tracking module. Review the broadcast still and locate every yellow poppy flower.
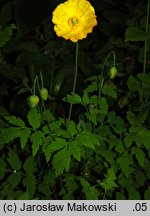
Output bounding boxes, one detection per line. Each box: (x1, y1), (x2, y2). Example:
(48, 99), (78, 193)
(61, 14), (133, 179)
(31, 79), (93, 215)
(52, 0), (97, 42)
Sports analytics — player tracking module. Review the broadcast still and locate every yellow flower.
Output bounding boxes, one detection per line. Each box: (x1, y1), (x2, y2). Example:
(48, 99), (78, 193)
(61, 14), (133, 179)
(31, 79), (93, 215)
(52, 0), (97, 42)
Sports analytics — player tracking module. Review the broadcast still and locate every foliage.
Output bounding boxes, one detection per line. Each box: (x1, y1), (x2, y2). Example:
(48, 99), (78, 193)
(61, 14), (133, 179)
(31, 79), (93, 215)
(0, 0), (150, 200)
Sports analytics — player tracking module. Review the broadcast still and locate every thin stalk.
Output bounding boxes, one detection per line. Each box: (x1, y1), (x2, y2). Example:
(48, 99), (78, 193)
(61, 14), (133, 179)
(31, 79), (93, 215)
(33, 75), (38, 95)
(98, 50), (116, 99)
(68, 41), (79, 120)
(40, 72), (44, 88)
(50, 57), (55, 96)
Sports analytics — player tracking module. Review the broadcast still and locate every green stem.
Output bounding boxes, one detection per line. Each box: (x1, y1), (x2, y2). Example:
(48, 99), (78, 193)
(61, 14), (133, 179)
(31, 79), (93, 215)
(98, 50), (116, 99)
(33, 75), (38, 95)
(50, 57), (55, 96)
(140, 0), (150, 104)
(68, 41), (79, 120)
(40, 72), (44, 88)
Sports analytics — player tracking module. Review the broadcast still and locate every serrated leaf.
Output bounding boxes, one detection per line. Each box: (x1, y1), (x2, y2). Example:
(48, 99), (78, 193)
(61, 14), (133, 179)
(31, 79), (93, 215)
(135, 128), (150, 149)
(69, 140), (82, 161)
(99, 97), (108, 115)
(31, 131), (44, 156)
(0, 127), (21, 149)
(50, 138), (67, 152)
(82, 91), (90, 105)
(77, 131), (100, 149)
(64, 93), (82, 104)
(103, 168), (118, 191)
(66, 120), (78, 137)
(52, 147), (71, 176)
(0, 26), (13, 48)
(85, 81), (98, 93)
(102, 83), (117, 98)
(50, 118), (64, 131)
(38, 183), (52, 198)
(132, 147), (145, 167)
(86, 187), (99, 200)
(125, 27), (150, 42)
(80, 178), (99, 199)
(117, 153), (133, 177)
(27, 108), (41, 129)
(20, 128), (31, 149)
(124, 133), (134, 148)
(80, 178), (90, 189)
(127, 111), (146, 126)
(42, 136), (53, 162)
(23, 157), (37, 175)
(7, 172), (21, 189)
(7, 149), (22, 171)
(23, 175), (36, 199)
(4, 116), (25, 127)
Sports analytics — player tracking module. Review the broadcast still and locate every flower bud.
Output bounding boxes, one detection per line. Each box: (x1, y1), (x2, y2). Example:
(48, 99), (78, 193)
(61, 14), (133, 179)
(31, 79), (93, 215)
(109, 66), (117, 79)
(40, 88), (48, 100)
(28, 95), (39, 108)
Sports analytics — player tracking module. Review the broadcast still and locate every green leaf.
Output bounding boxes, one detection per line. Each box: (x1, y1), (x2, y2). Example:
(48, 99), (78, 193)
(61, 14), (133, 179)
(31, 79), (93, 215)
(102, 83), (117, 98)
(102, 168), (118, 191)
(52, 147), (71, 176)
(69, 140), (83, 161)
(137, 73), (150, 84)
(66, 120), (78, 137)
(18, 191), (29, 200)
(50, 138), (67, 152)
(27, 108), (41, 129)
(0, 127), (21, 149)
(128, 188), (140, 199)
(132, 147), (145, 167)
(0, 26), (13, 48)
(63, 175), (78, 199)
(144, 187), (150, 199)
(31, 131), (44, 156)
(42, 136), (53, 162)
(7, 172), (21, 189)
(125, 27), (150, 42)
(127, 111), (147, 126)
(20, 128), (31, 149)
(0, 158), (7, 180)
(85, 187), (99, 200)
(108, 112), (126, 134)
(135, 128), (150, 149)
(4, 116), (25, 127)
(82, 91), (90, 105)
(124, 133), (134, 148)
(80, 178), (99, 199)
(116, 192), (126, 200)
(117, 153), (133, 177)
(23, 157), (37, 175)
(85, 81), (98, 93)
(7, 149), (22, 171)
(127, 75), (141, 92)
(23, 175), (36, 199)
(99, 97), (108, 115)
(86, 108), (99, 125)
(64, 93), (82, 104)
(38, 183), (52, 198)
(77, 131), (100, 149)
